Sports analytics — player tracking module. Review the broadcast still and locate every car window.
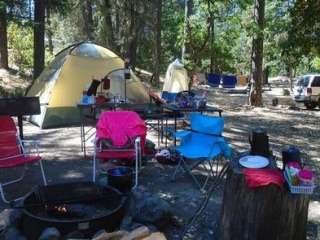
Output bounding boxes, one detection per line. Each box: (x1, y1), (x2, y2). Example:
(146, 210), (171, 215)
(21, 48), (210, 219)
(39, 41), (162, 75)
(311, 76), (320, 87)
(296, 78), (303, 86)
(302, 77), (310, 86)
(296, 76), (310, 87)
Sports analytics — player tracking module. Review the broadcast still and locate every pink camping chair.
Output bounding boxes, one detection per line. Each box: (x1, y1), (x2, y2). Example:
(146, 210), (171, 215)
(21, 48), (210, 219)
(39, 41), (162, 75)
(93, 111), (147, 188)
(0, 116), (47, 203)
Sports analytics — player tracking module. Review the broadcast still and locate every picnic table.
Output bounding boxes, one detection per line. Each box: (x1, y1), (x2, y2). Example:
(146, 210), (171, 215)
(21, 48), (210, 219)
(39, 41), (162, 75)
(219, 153), (310, 240)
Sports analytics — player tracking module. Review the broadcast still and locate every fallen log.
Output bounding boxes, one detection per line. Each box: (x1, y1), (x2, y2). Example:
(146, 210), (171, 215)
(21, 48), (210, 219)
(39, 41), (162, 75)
(142, 232), (166, 240)
(119, 226), (150, 240)
(92, 230), (128, 240)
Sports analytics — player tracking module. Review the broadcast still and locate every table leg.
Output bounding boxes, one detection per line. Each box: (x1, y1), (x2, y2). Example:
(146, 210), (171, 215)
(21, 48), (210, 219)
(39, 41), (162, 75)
(174, 114), (177, 146)
(165, 118), (168, 147)
(17, 115), (23, 140)
(157, 119), (160, 148)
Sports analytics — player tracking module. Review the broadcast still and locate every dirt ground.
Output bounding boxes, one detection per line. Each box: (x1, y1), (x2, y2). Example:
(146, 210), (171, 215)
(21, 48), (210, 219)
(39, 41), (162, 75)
(0, 83), (319, 239)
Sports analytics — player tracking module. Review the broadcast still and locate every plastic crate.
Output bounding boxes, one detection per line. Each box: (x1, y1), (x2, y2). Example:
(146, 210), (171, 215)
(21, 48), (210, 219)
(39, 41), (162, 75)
(284, 171), (315, 195)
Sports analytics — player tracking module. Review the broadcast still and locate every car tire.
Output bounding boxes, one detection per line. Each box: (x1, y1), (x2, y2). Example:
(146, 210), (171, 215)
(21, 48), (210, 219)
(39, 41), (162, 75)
(304, 102), (317, 110)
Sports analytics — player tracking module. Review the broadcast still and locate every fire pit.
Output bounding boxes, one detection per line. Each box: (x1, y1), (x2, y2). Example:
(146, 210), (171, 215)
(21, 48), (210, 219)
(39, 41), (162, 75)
(20, 182), (126, 240)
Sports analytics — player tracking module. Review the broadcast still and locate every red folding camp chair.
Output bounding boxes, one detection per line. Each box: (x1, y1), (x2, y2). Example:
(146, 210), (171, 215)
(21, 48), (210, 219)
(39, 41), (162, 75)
(93, 111), (147, 188)
(0, 116), (47, 203)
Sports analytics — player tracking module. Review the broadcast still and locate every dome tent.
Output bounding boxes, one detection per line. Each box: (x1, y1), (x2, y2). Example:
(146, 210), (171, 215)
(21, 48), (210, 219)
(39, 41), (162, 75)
(162, 59), (189, 93)
(27, 42), (149, 128)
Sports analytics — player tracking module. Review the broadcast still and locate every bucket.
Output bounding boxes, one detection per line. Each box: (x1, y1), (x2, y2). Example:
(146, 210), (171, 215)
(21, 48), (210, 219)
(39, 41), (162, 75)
(107, 167), (133, 193)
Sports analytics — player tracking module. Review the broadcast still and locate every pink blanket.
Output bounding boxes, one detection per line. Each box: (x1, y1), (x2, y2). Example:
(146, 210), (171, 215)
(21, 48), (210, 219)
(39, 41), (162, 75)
(96, 111), (147, 147)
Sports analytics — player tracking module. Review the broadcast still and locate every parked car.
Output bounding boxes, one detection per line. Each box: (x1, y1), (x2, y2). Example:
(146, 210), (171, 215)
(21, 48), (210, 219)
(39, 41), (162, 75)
(293, 74), (320, 109)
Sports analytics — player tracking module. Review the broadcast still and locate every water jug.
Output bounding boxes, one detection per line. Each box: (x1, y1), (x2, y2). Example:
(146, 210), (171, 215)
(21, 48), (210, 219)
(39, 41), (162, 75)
(249, 128), (270, 157)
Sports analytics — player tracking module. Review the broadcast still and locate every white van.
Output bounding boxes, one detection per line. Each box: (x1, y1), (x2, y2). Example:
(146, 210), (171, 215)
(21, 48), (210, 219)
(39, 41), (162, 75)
(293, 74), (320, 109)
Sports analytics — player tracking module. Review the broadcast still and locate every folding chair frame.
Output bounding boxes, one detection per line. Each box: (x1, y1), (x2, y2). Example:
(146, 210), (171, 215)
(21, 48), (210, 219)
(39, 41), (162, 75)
(0, 139), (47, 204)
(92, 137), (142, 189)
(172, 154), (224, 191)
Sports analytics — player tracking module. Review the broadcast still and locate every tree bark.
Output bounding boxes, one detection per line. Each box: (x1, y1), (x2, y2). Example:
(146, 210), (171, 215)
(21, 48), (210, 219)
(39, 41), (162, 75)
(126, 0), (139, 69)
(33, 0), (46, 79)
(153, 0), (162, 85)
(46, 1), (53, 55)
(81, 0), (94, 40)
(181, 0), (193, 62)
(0, 4), (8, 69)
(249, 0), (265, 107)
(102, 0), (116, 50)
(220, 166), (310, 240)
(208, 0), (215, 73)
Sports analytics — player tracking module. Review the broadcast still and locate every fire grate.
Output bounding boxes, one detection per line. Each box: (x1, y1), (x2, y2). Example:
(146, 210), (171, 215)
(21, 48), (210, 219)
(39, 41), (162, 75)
(21, 182), (126, 240)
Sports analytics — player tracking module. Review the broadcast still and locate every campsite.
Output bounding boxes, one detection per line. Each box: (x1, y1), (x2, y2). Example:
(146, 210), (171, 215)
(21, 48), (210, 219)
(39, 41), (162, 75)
(0, 1), (320, 240)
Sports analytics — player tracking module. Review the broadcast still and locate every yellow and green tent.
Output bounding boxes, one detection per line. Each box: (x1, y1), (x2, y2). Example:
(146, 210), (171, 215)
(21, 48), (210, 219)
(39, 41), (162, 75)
(27, 42), (149, 128)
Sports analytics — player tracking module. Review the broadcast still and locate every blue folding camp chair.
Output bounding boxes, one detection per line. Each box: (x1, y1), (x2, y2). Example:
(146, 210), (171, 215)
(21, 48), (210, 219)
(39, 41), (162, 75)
(173, 113), (231, 190)
(207, 73), (221, 87)
(222, 75), (237, 88)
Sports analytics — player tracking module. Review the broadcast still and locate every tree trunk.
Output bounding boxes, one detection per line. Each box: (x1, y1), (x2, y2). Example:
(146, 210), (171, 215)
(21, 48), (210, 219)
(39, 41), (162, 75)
(0, 4), (8, 69)
(102, 0), (116, 50)
(33, 0), (46, 79)
(126, 0), (139, 69)
(153, 0), (162, 85)
(81, 0), (94, 40)
(46, 1), (53, 55)
(249, 0), (265, 107)
(208, 1), (215, 73)
(181, 0), (193, 62)
(220, 165), (310, 240)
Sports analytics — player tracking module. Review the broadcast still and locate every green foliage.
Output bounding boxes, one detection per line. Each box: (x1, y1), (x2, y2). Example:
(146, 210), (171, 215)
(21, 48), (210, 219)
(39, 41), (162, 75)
(7, 22), (33, 71)
(3, 0), (320, 79)
(311, 57), (320, 72)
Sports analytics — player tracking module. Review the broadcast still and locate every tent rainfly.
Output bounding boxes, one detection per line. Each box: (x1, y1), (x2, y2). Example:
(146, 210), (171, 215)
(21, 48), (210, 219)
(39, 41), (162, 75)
(27, 42), (149, 128)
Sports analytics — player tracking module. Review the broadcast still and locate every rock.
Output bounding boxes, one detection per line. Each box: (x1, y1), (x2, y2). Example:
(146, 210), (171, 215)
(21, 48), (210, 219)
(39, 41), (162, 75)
(120, 215), (133, 231)
(92, 229), (107, 239)
(129, 187), (172, 229)
(38, 227), (60, 240)
(272, 96), (295, 107)
(92, 230), (128, 240)
(97, 176), (108, 187)
(4, 227), (26, 240)
(288, 105), (300, 111)
(0, 209), (23, 230)
(63, 230), (84, 239)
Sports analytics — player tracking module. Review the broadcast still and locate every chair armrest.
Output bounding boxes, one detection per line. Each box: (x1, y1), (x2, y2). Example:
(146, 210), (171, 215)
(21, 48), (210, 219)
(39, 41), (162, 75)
(174, 130), (191, 139)
(208, 137), (232, 159)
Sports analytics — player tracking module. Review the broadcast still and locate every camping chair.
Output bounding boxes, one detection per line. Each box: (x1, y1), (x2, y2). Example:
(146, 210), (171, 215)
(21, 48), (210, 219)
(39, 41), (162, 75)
(92, 111), (147, 188)
(222, 75), (237, 88)
(172, 113), (231, 190)
(207, 73), (221, 87)
(0, 116), (47, 204)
